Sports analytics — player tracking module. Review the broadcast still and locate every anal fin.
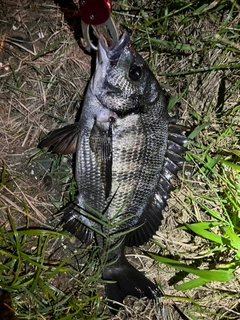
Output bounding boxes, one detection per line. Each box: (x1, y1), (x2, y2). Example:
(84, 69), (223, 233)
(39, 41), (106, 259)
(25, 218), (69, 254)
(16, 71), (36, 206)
(61, 201), (94, 246)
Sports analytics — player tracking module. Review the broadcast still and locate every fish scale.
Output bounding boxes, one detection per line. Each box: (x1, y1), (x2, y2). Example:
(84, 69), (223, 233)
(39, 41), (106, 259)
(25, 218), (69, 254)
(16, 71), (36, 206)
(79, 136), (105, 211)
(40, 31), (187, 313)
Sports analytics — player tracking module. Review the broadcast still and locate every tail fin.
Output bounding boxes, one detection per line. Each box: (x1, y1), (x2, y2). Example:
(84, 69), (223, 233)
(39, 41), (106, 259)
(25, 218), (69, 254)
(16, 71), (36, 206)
(103, 256), (162, 313)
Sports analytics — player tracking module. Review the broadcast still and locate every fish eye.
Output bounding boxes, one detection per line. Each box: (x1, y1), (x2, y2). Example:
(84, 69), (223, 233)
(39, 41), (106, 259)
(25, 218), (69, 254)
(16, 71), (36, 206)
(129, 64), (142, 81)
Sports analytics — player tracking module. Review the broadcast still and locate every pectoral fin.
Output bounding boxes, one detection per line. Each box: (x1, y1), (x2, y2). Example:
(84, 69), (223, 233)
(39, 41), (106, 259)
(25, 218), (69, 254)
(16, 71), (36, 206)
(40, 123), (80, 154)
(104, 122), (113, 200)
(90, 120), (113, 200)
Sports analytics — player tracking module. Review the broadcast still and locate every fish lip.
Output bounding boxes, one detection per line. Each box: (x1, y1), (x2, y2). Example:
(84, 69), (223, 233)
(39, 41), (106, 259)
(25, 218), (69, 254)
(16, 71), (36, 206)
(98, 31), (130, 62)
(92, 32), (129, 92)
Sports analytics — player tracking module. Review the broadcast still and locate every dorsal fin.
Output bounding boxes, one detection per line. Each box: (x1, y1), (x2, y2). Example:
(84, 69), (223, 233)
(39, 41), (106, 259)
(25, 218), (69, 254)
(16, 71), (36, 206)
(126, 120), (188, 247)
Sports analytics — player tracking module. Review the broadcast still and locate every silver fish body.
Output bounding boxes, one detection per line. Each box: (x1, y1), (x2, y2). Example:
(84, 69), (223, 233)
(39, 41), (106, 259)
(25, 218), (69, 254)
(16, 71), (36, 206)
(41, 32), (187, 312)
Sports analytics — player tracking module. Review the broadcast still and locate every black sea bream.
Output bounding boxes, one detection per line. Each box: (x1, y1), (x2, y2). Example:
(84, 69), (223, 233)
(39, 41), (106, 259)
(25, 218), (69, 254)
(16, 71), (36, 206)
(41, 31), (187, 312)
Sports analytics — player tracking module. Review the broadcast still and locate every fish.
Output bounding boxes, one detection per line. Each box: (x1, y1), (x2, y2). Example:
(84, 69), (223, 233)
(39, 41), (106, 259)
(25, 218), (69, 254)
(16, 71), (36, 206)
(40, 31), (187, 312)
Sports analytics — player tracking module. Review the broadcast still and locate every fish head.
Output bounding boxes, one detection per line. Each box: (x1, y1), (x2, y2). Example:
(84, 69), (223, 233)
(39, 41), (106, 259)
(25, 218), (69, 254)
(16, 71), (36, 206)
(91, 31), (163, 116)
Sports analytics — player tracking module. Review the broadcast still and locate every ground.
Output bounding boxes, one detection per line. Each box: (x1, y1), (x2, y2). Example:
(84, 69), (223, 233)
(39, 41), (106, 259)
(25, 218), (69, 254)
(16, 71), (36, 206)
(0, 1), (240, 319)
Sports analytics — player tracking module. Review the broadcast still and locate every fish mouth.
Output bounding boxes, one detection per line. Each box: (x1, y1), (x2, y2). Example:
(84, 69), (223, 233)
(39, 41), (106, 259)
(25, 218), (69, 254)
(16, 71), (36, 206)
(98, 31), (130, 63)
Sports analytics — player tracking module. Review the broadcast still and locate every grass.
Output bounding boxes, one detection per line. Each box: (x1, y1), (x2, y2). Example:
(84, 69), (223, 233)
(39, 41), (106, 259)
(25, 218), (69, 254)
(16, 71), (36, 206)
(0, 165), (106, 319)
(0, 0), (240, 319)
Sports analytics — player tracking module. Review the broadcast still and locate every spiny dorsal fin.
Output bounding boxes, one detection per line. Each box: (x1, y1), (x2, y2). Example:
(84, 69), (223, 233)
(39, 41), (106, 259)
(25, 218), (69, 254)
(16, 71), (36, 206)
(126, 121), (187, 247)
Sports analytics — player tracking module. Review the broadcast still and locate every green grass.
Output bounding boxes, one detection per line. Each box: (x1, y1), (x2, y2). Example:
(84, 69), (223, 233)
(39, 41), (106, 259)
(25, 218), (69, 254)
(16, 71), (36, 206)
(147, 163), (240, 289)
(0, 162), (109, 319)
(1, 0), (240, 319)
